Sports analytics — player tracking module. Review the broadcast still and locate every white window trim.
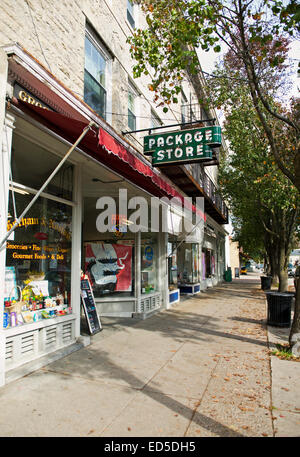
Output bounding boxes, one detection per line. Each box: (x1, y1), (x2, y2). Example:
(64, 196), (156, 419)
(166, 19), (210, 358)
(9, 181), (76, 207)
(85, 27), (113, 124)
(127, 0), (139, 29)
(151, 110), (162, 129)
(128, 80), (140, 131)
(181, 89), (189, 123)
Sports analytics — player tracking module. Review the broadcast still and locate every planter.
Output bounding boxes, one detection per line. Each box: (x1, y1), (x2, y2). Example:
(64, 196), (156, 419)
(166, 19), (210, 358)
(266, 291), (293, 327)
(168, 289), (180, 305)
(261, 276), (272, 291)
(179, 283), (201, 295)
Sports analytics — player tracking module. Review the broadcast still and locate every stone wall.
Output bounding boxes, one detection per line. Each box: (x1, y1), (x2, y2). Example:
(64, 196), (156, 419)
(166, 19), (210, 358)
(229, 239), (240, 274)
(0, 0), (181, 147)
(0, 1), (221, 185)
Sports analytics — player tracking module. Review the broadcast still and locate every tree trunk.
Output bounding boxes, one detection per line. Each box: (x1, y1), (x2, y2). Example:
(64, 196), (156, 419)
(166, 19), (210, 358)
(278, 269), (288, 292)
(277, 244), (289, 292)
(268, 250), (277, 285)
(289, 280), (300, 345)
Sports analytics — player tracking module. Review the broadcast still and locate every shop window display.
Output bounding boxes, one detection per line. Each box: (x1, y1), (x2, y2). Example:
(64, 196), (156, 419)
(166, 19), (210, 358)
(167, 241), (178, 290)
(177, 243), (200, 284)
(3, 192), (72, 329)
(204, 248), (215, 278)
(141, 235), (158, 294)
(84, 241), (135, 298)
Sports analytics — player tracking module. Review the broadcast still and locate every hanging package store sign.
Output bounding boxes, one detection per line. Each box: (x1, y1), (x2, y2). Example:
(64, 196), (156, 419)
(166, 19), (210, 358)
(143, 126), (221, 166)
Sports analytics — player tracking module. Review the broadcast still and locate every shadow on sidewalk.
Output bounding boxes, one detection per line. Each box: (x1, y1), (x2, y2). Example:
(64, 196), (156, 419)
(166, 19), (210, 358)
(229, 316), (266, 326)
(64, 277), (266, 436)
(44, 345), (245, 437)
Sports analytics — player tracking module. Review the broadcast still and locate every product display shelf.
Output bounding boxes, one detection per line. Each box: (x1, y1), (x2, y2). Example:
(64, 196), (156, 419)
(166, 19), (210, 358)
(4, 304), (70, 331)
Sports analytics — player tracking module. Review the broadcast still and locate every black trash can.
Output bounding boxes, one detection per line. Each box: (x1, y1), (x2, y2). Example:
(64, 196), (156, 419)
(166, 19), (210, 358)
(266, 291), (293, 327)
(261, 276), (272, 290)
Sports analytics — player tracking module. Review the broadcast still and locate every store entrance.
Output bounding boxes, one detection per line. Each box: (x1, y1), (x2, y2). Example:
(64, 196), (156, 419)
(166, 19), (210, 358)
(80, 160), (163, 324)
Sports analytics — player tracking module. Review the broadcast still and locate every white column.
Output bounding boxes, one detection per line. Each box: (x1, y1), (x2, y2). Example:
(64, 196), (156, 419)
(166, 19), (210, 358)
(135, 231), (141, 312)
(71, 163), (82, 339)
(0, 49), (12, 386)
(159, 231), (168, 309)
(0, 114), (15, 386)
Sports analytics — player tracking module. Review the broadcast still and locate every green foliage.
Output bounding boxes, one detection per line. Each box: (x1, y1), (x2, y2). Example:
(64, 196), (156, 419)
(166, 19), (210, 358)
(128, 0), (299, 105)
(129, 1), (300, 192)
(212, 63), (299, 263)
(271, 344), (300, 361)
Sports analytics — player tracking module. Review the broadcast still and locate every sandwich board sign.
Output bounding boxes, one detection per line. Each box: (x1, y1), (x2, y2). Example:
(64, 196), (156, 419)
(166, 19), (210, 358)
(80, 274), (102, 335)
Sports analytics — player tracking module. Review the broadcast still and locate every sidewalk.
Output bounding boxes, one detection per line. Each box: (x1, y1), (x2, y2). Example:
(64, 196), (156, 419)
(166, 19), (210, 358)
(0, 274), (299, 437)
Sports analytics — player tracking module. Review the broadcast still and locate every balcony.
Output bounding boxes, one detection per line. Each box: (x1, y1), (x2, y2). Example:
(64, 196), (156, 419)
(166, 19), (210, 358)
(159, 163), (228, 225)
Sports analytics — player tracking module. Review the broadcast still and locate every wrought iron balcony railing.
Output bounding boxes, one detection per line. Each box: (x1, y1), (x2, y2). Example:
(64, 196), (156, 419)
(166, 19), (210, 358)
(188, 164), (228, 224)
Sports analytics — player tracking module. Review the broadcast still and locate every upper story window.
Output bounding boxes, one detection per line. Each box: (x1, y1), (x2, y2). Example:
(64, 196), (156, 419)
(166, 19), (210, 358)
(127, 0), (135, 28)
(181, 91), (188, 124)
(84, 27), (112, 121)
(128, 82), (138, 131)
(151, 110), (162, 129)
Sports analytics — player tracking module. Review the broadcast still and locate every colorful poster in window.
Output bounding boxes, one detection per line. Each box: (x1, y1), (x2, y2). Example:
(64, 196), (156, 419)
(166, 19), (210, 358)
(85, 243), (132, 293)
(4, 266), (18, 301)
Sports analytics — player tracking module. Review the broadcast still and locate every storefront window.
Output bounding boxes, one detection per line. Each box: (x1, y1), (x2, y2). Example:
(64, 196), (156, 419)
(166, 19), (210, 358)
(168, 240), (178, 290)
(3, 192), (72, 329)
(141, 234), (158, 294)
(12, 134), (73, 201)
(203, 248), (215, 278)
(177, 243), (200, 284)
(84, 240), (135, 298)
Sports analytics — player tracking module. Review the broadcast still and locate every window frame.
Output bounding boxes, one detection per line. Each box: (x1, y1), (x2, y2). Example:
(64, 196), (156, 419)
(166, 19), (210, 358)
(128, 81), (138, 131)
(181, 90), (189, 124)
(127, 0), (136, 29)
(84, 26), (112, 123)
(151, 110), (162, 129)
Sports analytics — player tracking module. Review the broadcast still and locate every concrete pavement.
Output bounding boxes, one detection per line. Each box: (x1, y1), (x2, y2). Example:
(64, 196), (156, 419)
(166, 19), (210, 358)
(0, 274), (299, 437)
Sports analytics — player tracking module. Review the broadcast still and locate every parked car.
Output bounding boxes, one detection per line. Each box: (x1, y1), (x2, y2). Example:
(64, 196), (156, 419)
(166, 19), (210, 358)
(288, 265), (296, 277)
(240, 266), (247, 275)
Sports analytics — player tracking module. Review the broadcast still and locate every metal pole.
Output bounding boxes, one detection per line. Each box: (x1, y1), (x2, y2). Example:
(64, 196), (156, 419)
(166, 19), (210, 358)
(0, 121), (96, 250)
(122, 118), (216, 136)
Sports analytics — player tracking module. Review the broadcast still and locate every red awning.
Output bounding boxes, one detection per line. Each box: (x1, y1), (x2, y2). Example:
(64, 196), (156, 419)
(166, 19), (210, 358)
(12, 99), (205, 220)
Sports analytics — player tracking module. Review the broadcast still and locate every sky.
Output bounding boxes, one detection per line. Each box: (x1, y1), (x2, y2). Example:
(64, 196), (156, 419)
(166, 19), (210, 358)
(197, 41), (299, 99)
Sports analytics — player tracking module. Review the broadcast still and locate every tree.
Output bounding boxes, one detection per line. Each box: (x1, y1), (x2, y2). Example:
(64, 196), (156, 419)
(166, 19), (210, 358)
(216, 80), (299, 348)
(128, 0), (300, 191)
(218, 98), (299, 293)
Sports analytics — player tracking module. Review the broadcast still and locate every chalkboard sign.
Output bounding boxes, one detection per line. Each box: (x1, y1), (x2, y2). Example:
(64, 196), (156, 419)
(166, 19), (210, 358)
(80, 276), (102, 335)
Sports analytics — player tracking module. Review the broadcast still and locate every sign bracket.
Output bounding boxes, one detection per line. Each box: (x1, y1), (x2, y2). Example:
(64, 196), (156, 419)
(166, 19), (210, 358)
(122, 118), (216, 136)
